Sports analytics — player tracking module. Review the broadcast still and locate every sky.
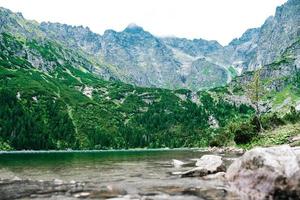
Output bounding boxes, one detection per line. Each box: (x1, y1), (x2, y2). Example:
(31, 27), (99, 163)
(0, 0), (287, 45)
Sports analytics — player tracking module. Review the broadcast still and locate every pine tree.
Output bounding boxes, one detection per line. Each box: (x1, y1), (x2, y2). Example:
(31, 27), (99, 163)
(246, 68), (264, 132)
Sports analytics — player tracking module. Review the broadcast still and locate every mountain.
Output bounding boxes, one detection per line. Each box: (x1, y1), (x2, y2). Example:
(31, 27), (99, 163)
(0, 0), (299, 150)
(0, 30), (253, 150)
(40, 22), (229, 90)
(162, 37), (222, 57)
(1, 0), (298, 91)
(229, 37), (300, 112)
(226, 0), (300, 71)
(0, 7), (231, 91)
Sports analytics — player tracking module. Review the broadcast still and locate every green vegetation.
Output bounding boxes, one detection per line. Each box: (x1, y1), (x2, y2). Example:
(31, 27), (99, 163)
(240, 109), (300, 149)
(0, 33), (254, 150)
(209, 44), (300, 149)
(210, 106), (300, 148)
(0, 30), (299, 151)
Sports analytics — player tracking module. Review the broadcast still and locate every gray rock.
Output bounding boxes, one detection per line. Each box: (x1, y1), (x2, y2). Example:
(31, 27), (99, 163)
(176, 155), (226, 177)
(195, 155), (223, 169)
(226, 145), (300, 200)
(202, 172), (226, 180)
(73, 192), (90, 198)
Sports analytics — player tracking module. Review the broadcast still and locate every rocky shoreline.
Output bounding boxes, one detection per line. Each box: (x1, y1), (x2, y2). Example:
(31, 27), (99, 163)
(172, 145), (300, 200)
(0, 145), (299, 200)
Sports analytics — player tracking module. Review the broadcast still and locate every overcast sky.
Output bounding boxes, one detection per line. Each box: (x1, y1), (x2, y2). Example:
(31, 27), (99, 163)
(0, 0), (287, 45)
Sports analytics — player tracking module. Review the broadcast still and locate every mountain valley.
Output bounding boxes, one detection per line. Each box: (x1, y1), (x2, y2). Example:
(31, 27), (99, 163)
(0, 0), (299, 150)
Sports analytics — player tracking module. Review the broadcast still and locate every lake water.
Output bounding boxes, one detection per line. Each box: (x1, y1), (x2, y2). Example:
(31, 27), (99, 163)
(0, 149), (239, 199)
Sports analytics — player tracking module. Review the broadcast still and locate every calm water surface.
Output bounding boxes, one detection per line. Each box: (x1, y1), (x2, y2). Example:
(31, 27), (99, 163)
(0, 149), (237, 199)
(0, 149), (201, 181)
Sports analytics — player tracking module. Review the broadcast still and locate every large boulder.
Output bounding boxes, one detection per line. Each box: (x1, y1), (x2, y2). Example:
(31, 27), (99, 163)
(226, 145), (300, 199)
(195, 155), (224, 169)
(178, 155), (226, 177)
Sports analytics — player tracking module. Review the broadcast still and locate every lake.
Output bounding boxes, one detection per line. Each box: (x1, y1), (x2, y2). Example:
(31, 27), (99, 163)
(0, 149), (239, 199)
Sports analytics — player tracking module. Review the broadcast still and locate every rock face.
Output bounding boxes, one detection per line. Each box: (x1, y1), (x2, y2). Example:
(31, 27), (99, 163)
(94, 25), (229, 90)
(226, 0), (300, 71)
(99, 25), (184, 89)
(40, 22), (102, 54)
(226, 145), (300, 200)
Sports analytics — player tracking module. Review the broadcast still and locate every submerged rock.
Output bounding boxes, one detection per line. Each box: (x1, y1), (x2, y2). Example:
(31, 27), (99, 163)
(89, 185), (127, 199)
(226, 145), (300, 200)
(171, 159), (196, 168)
(73, 192), (90, 198)
(53, 178), (64, 185)
(0, 179), (128, 200)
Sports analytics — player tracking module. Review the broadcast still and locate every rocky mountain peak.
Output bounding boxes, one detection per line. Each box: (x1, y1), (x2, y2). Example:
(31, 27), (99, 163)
(123, 23), (144, 33)
(103, 29), (117, 35)
(40, 22), (102, 53)
(0, 7), (12, 15)
(228, 28), (259, 47)
(162, 37), (223, 57)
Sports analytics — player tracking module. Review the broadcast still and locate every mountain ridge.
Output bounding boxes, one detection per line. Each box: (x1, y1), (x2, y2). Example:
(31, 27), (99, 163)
(1, 0), (298, 91)
(0, 6), (230, 91)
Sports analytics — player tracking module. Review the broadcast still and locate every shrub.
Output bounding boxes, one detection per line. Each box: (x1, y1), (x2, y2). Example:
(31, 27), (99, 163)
(284, 106), (300, 124)
(209, 123), (237, 147)
(0, 139), (13, 151)
(261, 113), (285, 130)
(233, 119), (258, 144)
(234, 124), (255, 144)
(210, 132), (230, 147)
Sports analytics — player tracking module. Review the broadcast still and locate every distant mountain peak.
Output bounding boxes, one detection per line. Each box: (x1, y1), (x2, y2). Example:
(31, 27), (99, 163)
(124, 23), (144, 33)
(126, 23), (141, 29)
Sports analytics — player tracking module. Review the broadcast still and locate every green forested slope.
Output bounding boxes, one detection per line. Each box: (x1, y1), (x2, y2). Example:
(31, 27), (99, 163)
(0, 33), (254, 150)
